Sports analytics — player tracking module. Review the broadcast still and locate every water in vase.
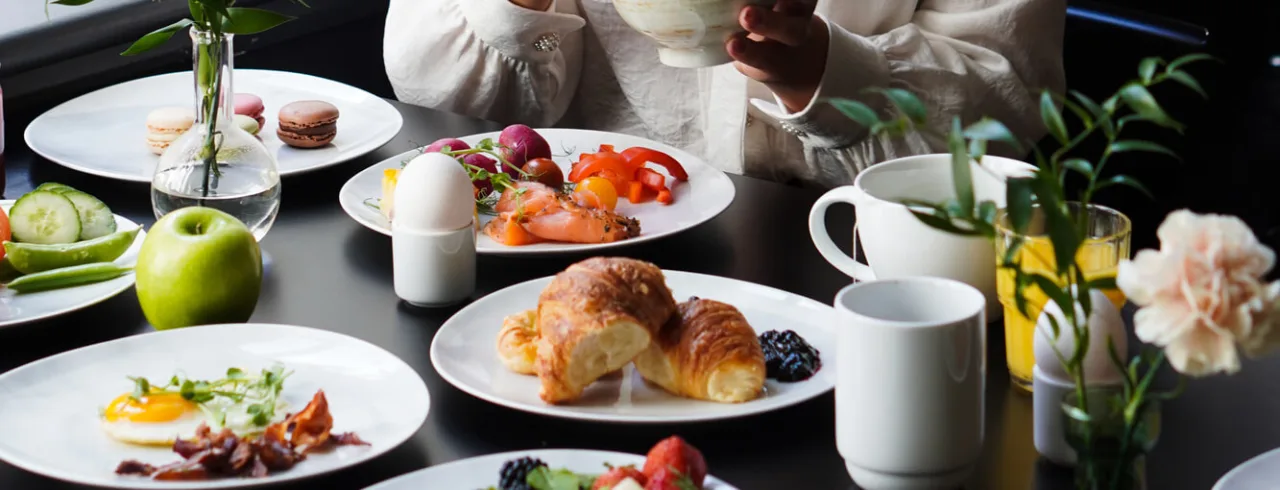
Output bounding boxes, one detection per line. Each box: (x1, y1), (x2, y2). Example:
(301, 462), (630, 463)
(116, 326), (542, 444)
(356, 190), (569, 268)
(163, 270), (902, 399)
(152, 163), (281, 241)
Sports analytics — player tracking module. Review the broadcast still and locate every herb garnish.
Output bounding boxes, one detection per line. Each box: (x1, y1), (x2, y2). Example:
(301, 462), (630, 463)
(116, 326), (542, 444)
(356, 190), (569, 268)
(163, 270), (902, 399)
(126, 364), (292, 428)
(523, 466), (596, 490)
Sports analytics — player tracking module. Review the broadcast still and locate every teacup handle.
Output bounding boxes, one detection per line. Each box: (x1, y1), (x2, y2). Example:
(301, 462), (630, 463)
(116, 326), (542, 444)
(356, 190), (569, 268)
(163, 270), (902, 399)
(809, 186), (877, 281)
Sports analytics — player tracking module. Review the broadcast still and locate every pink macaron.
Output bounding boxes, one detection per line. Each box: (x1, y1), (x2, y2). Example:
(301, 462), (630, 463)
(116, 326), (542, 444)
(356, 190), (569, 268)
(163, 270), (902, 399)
(233, 93), (266, 127)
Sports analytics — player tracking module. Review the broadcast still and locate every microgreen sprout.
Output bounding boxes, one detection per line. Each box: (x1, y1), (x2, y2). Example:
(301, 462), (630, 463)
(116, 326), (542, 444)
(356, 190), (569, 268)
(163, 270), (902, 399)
(126, 364), (293, 429)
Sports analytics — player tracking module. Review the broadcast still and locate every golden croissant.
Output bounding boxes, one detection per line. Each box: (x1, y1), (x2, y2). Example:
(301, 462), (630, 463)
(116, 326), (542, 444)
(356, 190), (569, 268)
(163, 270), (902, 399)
(535, 257), (677, 404)
(497, 310), (539, 375)
(633, 297), (766, 403)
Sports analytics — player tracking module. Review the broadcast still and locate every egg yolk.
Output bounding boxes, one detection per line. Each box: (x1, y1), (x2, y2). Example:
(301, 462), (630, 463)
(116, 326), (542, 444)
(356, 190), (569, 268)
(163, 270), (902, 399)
(103, 392), (196, 423)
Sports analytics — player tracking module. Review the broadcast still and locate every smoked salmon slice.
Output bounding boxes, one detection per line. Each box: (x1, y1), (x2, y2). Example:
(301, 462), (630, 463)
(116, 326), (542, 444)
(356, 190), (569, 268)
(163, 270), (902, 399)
(485, 182), (640, 244)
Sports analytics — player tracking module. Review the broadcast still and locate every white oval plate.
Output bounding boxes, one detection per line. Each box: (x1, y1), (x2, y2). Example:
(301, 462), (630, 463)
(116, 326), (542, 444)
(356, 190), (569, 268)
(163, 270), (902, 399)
(338, 128), (736, 255)
(364, 448), (737, 490)
(0, 323), (430, 489)
(430, 270), (835, 423)
(1214, 447), (1280, 490)
(25, 69), (404, 182)
(0, 200), (145, 328)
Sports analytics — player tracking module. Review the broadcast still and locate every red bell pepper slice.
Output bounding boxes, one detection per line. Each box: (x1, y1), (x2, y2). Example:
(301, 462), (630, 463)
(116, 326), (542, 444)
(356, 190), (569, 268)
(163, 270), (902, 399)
(568, 151), (631, 184)
(627, 180), (650, 203)
(656, 188), (673, 205)
(622, 147), (688, 181)
(635, 167), (668, 192)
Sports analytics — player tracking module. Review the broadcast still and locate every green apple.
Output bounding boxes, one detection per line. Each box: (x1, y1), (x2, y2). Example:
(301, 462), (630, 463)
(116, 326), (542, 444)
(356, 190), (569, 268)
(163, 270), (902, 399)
(135, 207), (262, 330)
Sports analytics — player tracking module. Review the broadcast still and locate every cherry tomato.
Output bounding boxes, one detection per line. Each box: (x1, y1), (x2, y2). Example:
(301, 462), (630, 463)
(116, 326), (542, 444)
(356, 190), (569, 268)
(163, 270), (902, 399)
(574, 177), (618, 211)
(522, 158), (565, 188)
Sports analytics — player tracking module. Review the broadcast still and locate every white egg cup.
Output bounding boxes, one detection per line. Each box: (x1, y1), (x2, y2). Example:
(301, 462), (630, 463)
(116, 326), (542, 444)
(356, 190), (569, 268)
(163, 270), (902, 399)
(391, 222), (476, 307)
(1033, 366), (1079, 466)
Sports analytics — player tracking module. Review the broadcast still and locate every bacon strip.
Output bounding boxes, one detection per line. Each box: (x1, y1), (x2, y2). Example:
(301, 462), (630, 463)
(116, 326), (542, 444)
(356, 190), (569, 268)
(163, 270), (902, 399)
(114, 390), (367, 481)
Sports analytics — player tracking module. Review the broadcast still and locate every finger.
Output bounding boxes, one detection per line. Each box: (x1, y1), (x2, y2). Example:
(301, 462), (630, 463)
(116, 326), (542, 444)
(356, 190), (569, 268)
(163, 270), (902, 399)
(740, 5), (811, 47)
(726, 33), (791, 82)
(774, 0), (817, 16)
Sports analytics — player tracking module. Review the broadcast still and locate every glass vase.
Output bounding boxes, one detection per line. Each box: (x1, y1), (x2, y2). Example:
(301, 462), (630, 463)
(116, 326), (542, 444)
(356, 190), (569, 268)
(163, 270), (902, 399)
(152, 28), (281, 240)
(1062, 389), (1161, 490)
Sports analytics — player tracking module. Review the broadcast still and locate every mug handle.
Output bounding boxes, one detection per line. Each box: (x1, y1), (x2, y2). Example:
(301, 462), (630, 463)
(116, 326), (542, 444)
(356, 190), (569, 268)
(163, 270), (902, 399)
(809, 186), (877, 281)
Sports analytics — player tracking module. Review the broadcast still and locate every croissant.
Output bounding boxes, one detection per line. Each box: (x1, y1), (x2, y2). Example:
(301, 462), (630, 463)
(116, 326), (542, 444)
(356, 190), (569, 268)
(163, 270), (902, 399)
(535, 257), (677, 404)
(633, 297), (766, 403)
(497, 310), (539, 375)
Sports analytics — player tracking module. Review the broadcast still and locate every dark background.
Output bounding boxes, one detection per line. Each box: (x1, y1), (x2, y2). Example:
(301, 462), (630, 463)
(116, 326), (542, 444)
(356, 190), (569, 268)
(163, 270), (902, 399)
(1, 0), (1278, 257)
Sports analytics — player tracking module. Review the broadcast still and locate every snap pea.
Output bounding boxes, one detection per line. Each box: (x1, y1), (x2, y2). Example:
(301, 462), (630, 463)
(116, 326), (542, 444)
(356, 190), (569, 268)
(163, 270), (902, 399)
(3, 227), (139, 274)
(5, 263), (134, 294)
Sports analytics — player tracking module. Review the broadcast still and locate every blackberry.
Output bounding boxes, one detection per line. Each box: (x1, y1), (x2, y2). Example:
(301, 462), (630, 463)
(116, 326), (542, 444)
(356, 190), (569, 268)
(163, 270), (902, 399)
(759, 329), (822, 382)
(498, 456), (547, 490)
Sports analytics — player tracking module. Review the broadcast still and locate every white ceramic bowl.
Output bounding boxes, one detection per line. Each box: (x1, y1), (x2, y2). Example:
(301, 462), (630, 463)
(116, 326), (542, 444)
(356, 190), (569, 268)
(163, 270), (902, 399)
(613, 0), (776, 68)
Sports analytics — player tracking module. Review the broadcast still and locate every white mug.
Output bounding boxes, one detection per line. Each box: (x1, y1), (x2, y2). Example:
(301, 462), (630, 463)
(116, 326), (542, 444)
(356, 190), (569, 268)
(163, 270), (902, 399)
(835, 277), (987, 489)
(809, 154), (1035, 317)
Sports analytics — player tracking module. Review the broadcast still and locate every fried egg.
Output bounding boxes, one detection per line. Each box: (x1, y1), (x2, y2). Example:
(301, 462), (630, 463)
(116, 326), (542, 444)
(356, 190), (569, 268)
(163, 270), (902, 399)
(100, 392), (289, 446)
(100, 392), (209, 446)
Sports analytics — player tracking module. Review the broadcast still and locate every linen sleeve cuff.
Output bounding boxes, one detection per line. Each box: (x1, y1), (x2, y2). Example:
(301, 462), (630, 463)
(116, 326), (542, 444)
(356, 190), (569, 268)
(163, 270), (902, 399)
(751, 20), (892, 149)
(459, 0), (586, 63)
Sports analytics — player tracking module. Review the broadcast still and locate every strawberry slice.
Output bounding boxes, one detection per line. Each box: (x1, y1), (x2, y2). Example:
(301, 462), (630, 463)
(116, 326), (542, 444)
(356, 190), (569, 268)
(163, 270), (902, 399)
(593, 464), (647, 489)
(642, 436), (707, 488)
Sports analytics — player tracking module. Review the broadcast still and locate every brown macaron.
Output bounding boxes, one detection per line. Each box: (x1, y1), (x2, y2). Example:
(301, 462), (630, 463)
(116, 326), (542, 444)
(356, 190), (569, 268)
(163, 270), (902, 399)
(277, 100), (339, 148)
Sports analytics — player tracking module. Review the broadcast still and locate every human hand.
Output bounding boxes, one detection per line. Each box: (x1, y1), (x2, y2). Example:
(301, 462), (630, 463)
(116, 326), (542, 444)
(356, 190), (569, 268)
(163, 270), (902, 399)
(509, 0), (553, 11)
(727, 0), (829, 113)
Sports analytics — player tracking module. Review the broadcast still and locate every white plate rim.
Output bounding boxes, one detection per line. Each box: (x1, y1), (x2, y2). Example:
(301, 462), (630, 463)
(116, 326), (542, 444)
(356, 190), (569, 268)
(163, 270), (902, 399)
(0, 201), (145, 329)
(429, 269), (835, 423)
(337, 128), (737, 256)
(1213, 446), (1280, 490)
(0, 323), (431, 489)
(362, 448), (738, 490)
(24, 69), (405, 182)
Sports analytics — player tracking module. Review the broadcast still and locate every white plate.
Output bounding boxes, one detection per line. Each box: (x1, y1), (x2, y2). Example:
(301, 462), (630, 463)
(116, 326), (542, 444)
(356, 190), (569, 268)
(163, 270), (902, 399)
(0, 201), (145, 328)
(0, 323), (431, 489)
(25, 69), (404, 182)
(364, 448), (737, 490)
(1214, 447), (1280, 490)
(338, 128), (736, 255)
(430, 270), (835, 423)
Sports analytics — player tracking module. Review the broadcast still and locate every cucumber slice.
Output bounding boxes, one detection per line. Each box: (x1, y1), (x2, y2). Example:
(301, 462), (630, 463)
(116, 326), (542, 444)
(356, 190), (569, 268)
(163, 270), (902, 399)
(8, 191), (82, 244)
(34, 182), (76, 193)
(60, 190), (117, 240)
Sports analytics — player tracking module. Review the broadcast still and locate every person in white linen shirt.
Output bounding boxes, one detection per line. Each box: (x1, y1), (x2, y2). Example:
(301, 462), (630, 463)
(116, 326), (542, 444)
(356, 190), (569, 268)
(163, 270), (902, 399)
(383, 0), (1065, 189)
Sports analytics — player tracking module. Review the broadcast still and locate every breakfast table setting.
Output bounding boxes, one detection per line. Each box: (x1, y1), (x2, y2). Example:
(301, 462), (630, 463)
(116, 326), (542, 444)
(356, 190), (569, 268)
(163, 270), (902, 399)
(3, 1), (1280, 490)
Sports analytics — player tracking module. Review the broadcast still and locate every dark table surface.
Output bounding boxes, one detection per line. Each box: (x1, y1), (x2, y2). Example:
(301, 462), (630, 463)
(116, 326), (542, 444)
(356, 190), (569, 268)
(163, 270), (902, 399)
(2, 97), (1279, 490)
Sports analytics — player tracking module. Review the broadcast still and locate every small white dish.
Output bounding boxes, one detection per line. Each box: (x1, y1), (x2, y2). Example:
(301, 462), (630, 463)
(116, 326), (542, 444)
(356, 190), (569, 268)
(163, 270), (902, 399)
(430, 270), (835, 423)
(1214, 447), (1280, 490)
(364, 448), (738, 490)
(25, 69), (403, 182)
(0, 201), (145, 328)
(0, 323), (431, 489)
(338, 128), (737, 256)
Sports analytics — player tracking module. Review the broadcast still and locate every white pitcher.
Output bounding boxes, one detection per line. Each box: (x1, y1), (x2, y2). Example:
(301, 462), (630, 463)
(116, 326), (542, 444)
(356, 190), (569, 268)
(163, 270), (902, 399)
(809, 154), (1036, 317)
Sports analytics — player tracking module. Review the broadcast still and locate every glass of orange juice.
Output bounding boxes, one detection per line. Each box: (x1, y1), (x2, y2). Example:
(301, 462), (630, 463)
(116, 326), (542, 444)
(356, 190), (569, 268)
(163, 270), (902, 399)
(995, 203), (1131, 393)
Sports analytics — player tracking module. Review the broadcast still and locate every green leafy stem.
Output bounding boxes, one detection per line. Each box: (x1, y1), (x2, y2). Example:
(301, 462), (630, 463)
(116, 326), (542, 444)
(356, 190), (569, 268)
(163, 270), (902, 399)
(127, 364), (292, 429)
(829, 52), (1217, 489)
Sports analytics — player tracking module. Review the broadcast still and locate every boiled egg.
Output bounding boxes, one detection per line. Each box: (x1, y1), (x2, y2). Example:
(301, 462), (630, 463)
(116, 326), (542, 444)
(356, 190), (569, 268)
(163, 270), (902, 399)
(100, 392), (209, 446)
(393, 152), (476, 231)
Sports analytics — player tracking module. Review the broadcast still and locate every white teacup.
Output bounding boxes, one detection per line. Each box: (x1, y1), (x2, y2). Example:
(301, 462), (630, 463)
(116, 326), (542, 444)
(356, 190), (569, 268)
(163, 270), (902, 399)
(808, 153), (1036, 317)
(835, 277), (987, 489)
(612, 0), (776, 68)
